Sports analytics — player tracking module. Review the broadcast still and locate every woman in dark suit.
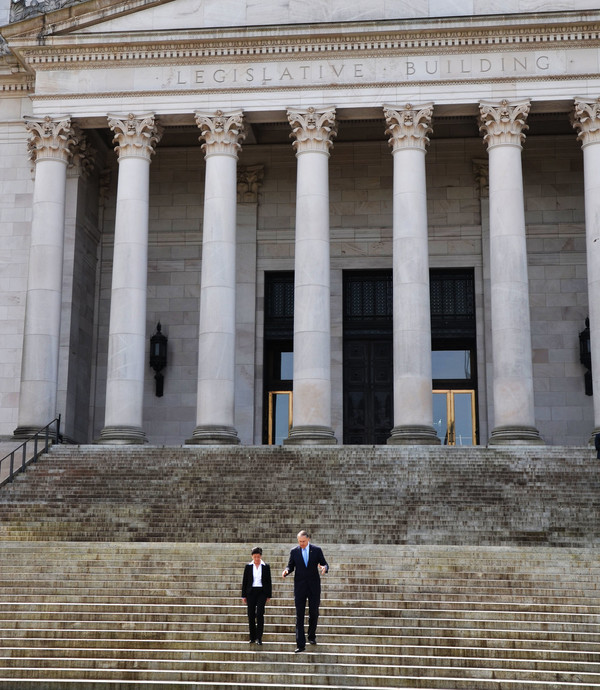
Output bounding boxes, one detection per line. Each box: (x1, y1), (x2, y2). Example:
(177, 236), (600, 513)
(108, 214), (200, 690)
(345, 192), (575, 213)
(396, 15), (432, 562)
(241, 547), (272, 644)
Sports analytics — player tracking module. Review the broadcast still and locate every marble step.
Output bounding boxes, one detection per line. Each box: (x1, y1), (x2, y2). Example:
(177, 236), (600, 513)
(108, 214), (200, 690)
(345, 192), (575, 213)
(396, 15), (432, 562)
(3, 645), (599, 663)
(0, 665), (597, 687)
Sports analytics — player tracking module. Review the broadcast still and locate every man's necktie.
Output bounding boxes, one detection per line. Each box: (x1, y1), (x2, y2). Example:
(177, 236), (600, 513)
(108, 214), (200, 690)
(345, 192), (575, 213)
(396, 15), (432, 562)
(303, 548), (308, 566)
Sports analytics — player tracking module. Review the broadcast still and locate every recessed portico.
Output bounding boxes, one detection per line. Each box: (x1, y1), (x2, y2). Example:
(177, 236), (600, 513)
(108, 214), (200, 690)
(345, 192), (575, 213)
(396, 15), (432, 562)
(2, 0), (599, 446)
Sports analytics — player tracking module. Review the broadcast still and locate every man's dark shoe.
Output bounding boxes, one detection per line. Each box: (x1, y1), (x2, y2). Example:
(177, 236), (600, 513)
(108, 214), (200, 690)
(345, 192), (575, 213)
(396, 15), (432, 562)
(256, 639), (262, 645)
(308, 639), (316, 645)
(294, 647), (305, 653)
(248, 639), (256, 644)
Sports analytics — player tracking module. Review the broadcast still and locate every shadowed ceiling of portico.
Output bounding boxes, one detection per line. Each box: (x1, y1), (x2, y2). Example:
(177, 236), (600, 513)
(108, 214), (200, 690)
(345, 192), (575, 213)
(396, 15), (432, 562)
(95, 112), (573, 150)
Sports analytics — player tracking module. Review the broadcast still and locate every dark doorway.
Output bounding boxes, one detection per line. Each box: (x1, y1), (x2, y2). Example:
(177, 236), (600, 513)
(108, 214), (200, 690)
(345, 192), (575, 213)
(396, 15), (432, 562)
(342, 268), (477, 445)
(343, 271), (393, 444)
(344, 339), (393, 444)
(263, 272), (294, 444)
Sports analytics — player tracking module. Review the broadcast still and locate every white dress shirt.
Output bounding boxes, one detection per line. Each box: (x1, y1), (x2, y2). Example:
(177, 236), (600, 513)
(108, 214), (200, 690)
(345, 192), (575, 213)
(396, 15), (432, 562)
(250, 560), (265, 587)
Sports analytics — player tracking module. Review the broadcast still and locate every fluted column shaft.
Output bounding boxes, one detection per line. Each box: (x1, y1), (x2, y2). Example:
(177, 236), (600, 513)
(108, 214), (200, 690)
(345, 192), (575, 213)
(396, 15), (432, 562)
(573, 98), (600, 440)
(384, 104), (439, 445)
(284, 107), (337, 445)
(479, 99), (543, 445)
(98, 113), (162, 444)
(186, 110), (245, 445)
(14, 117), (75, 438)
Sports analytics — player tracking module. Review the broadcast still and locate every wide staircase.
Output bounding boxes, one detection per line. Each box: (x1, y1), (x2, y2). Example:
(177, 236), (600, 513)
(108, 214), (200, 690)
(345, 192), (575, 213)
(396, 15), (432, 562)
(0, 445), (599, 688)
(0, 445), (599, 545)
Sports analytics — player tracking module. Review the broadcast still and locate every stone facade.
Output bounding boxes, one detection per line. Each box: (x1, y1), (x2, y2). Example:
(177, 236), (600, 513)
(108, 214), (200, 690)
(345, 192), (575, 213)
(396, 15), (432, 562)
(0, 0), (598, 446)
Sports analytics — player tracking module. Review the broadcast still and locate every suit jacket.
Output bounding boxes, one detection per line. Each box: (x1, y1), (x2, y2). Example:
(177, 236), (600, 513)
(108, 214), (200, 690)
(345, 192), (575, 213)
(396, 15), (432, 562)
(242, 562), (272, 599)
(285, 544), (329, 595)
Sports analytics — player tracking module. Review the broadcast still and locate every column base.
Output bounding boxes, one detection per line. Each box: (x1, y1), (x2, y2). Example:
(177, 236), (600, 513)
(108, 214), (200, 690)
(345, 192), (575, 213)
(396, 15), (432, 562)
(488, 425), (544, 446)
(185, 425), (240, 445)
(387, 425), (441, 446)
(95, 426), (147, 445)
(13, 426), (47, 440)
(283, 425), (337, 445)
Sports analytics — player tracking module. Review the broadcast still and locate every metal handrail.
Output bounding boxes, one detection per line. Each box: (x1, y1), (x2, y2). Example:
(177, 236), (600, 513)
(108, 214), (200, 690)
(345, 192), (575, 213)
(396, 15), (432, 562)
(0, 415), (61, 488)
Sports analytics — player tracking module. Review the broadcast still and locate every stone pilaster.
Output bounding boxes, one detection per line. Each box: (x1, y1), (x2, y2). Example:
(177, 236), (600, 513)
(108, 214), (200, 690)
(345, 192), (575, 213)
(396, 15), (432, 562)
(186, 110), (245, 445)
(14, 117), (76, 439)
(236, 165), (264, 443)
(479, 99), (543, 445)
(284, 106), (338, 445)
(97, 113), (162, 444)
(572, 97), (600, 443)
(384, 103), (440, 445)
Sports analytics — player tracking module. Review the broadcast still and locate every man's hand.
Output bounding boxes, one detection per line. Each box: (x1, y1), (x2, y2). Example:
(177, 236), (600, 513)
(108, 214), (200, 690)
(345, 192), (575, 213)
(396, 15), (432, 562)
(282, 569), (289, 578)
(319, 565), (327, 575)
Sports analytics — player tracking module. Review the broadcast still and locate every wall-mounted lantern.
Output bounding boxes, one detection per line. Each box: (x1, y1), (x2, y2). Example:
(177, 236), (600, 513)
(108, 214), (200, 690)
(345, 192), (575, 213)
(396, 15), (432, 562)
(150, 322), (168, 397)
(579, 317), (592, 396)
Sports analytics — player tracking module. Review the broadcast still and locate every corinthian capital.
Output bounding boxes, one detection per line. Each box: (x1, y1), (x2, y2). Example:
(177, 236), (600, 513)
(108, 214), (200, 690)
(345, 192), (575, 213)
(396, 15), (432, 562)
(287, 106), (337, 155)
(195, 109), (245, 158)
(384, 103), (433, 153)
(107, 113), (163, 161)
(572, 98), (600, 147)
(25, 115), (76, 165)
(479, 99), (530, 149)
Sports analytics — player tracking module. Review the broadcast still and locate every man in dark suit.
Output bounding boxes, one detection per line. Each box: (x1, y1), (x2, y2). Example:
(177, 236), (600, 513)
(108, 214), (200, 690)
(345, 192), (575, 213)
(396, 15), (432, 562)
(241, 547), (272, 645)
(282, 530), (329, 653)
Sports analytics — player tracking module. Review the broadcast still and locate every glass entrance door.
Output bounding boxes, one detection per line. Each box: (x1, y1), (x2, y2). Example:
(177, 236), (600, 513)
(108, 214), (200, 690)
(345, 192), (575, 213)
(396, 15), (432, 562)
(433, 390), (476, 446)
(268, 391), (293, 445)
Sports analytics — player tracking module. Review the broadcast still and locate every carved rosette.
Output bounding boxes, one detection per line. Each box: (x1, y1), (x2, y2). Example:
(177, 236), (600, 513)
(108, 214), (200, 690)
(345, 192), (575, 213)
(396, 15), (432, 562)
(237, 164), (264, 203)
(107, 113), (163, 161)
(572, 98), (600, 148)
(67, 126), (96, 179)
(287, 106), (337, 155)
(25, 116), (76, 165)
(479, 99), (530, 149)
(384, 103), (433, 153)
(195, 109), (246, 158)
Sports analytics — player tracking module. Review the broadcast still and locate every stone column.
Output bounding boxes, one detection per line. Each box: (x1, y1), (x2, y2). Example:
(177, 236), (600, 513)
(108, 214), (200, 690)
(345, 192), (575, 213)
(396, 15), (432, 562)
(97, 113), (162, 444)
(186, 110), (245, 445)
(14, 116), (76, 438)
(384, 103), (440, 445)
(284, 106), (338, 445)
(479, 99), (543, 445)
(572, 97), (600, 442)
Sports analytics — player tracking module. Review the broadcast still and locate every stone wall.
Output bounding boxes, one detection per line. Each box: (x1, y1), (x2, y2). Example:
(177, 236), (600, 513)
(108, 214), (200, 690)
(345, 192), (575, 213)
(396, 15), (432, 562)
(88, 133), (590, 446)
(0, 99), (32, 439)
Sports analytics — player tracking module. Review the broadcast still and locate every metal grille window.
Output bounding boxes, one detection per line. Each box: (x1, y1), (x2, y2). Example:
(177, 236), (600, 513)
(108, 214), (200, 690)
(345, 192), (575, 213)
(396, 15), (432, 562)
(430, 271), (476, 338)
(345, 273), (393, 320)
(430, 275), (475, 319)
(266, 274), (294, 320)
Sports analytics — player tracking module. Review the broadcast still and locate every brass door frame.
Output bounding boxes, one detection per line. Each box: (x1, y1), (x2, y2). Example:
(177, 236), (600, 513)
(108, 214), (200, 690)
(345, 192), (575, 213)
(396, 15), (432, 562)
(268, 391), (293, 445)
(433, 389), (476, 446)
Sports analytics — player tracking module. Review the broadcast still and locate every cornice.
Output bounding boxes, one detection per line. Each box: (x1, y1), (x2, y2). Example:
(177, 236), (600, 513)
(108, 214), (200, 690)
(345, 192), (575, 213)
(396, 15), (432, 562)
(0, 53), (34, 90)
(5, 10), (600, 68)
(12, 21), (600, 70)
(1, 0), (172, 38)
